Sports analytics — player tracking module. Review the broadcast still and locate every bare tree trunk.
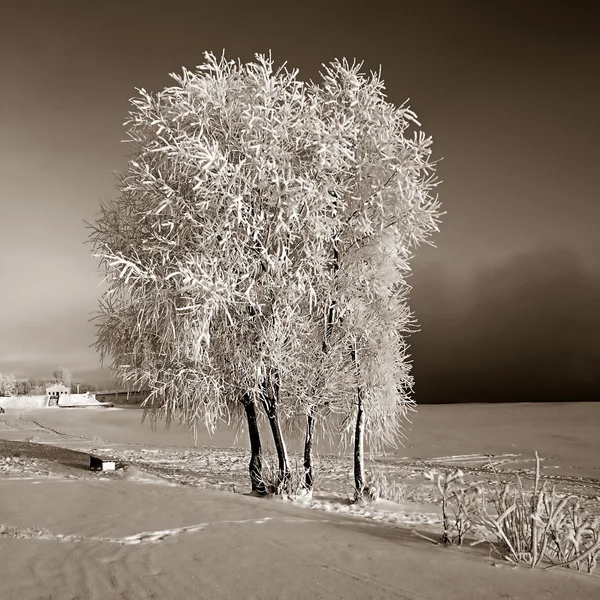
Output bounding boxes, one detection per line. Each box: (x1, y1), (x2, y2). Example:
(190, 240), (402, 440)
(262, 370), (290, 492)
(353, 388), (366, 500)
(303, 409), (315, 489)
(265, 405), (290, 491)
(350, 342), (366, 501)
(242, 395), (266, 495)
(302, 304), (335, 492)
(302, 290), (338, 492)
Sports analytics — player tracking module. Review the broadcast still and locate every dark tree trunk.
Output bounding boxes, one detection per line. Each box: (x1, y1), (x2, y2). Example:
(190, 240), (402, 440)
(264, 400), (290, 491)
(350, 344), (366, 501)
(353, 388), (366, 500)
(302, 295), (336, 492)
(262, 370), (290, 492)
(242, 395), (266, 495)
(301, 199), (341, 493)
(303, 410), (315, 490)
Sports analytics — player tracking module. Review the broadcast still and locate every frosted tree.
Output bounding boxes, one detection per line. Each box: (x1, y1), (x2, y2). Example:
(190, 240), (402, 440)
(53, 367), (73, 390)
(301, 60), (443, 498)
(0, 373), (17, 397)
(89, 52), (335, 493)
(89, 52), (442, 497)
(29, 383), (46, 396)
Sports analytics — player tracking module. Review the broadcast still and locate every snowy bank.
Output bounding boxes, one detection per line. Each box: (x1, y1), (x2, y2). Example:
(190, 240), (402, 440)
(0, 395), (49, 410)
(0, 393), (110, 410)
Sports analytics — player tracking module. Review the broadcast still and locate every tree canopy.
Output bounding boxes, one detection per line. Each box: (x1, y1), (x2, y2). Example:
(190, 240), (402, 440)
(89, 51), (442, 495)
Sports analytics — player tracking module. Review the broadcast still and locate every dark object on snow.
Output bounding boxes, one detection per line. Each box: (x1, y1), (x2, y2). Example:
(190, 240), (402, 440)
(59, 402), (114, 408)
(0, 439), (94, 475)
(0, 407), (5, 414)
(90, 455), (122, 471)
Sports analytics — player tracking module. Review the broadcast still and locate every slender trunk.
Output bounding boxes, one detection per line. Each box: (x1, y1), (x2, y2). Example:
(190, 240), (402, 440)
(264, 399), (290, 491)
(351, 343), (366, 501)
(303, 410), (315, 489)
(353, 388), (366, 500)
(303, 295), (337, 492)
(242, 395), (266, 495)
(301, 204), (340, 492)
(302, 301), (335, 493)
(263, 370), (290, 492)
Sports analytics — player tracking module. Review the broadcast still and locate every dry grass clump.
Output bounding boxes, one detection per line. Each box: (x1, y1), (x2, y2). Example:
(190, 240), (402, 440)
(343, 468), (407, 504)
(425, 468), (484, 546)
(258, 454), (320, 499)
(427, 453), (600, 573)
(362, 469), (407, 503)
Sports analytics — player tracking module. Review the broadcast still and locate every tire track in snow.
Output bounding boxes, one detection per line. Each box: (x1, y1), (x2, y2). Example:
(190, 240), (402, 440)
(14, 416), (143, 448)
(0, 516), (327, 546)
(28, 419), (92, 441)
(0, 416), (19, 429)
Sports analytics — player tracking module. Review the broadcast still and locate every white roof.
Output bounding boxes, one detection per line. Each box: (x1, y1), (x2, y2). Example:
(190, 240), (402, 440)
(46, 383), (70, 393)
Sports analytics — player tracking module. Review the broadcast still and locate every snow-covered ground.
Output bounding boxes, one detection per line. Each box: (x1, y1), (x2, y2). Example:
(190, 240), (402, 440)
(0, 394), (50, 409)
(0, 393), (109, 410)
(4, 474), (598, 600)
(1, 403), (599, 599)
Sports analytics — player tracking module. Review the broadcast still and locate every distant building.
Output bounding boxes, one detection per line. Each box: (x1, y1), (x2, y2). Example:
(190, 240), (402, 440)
(46, 383), (70, 406)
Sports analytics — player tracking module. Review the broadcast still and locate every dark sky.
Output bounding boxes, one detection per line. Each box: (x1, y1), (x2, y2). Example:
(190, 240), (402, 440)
(0, 0), (598, 397)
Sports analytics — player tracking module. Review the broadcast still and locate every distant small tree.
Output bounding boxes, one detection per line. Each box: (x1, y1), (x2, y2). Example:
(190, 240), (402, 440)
(29, 383), (46, 396)
(53, 367), (73, 389)
(0, 373), (17, 397)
